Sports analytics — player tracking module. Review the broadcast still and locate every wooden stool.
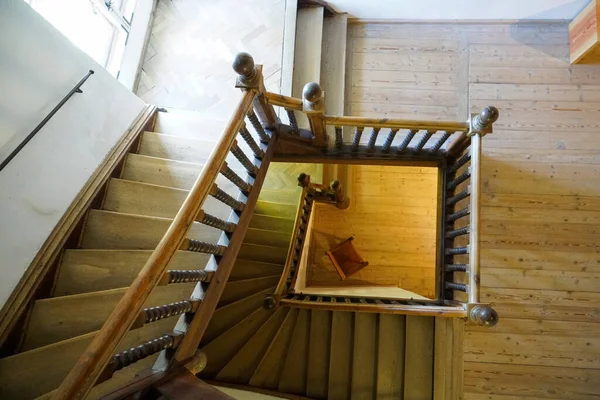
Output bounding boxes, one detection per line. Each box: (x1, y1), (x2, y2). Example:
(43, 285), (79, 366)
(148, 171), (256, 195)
(326, 236), (369, 280)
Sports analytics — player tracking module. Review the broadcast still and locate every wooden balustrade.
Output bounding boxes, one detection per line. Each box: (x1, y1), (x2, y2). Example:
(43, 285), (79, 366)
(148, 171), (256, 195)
(53, 53), (278, 399)
(442, 106), (499, 327)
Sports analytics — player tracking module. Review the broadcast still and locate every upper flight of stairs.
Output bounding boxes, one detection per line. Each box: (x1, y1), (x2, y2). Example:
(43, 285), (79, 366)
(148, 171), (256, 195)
(0, 110), (298, 400)
(199, 308), (435, 399)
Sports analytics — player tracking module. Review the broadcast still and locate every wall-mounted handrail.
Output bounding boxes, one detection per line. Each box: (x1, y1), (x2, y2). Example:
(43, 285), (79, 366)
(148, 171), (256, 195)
(0, 70), (95, 172)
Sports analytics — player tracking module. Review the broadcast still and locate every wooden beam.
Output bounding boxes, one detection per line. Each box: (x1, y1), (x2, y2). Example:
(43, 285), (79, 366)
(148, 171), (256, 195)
(279, 300), (467, 317)
(265, 92), (303, 111)
(324, 115), (469, 132)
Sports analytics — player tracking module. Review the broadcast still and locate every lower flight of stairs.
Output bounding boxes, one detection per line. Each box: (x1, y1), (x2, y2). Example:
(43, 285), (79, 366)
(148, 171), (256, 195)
(0, 110), (299, 400)
(200, 309), (435, 399)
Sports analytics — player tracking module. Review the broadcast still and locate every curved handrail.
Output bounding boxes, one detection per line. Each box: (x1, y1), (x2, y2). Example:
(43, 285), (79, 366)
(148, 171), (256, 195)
(53, 89), (257, 400)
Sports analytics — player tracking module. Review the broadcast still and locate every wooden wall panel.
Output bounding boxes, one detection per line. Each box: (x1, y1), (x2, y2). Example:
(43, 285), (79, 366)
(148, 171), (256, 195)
(349, 21), (600, 399)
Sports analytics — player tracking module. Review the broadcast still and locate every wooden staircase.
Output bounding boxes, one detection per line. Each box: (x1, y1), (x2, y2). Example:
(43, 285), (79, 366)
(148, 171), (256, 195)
(0, 110), (297, 399)
(199, 308), (436, 399)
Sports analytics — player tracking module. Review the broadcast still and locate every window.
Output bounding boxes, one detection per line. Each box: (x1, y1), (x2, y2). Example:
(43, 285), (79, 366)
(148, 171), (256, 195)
(24, 0), (137, 77)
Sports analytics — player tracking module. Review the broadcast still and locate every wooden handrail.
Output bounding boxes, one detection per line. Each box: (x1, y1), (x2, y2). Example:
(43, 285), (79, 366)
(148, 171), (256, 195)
(273, 186), (309, 299)
(468, 134), (481, 304)
(264, 92), (303, 110)
(324, 115), (470, 132)
(52, 89), (257, 400)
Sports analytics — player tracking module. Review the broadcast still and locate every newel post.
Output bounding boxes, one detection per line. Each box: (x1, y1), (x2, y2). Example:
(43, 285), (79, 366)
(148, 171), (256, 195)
(331, 180), (350, 209)
(302, 82), (327, 148)
(232, 52), (278, 129)
(468, 106), (499, 137)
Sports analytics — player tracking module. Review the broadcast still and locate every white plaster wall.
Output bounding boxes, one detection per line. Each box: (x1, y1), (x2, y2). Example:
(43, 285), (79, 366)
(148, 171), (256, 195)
(327, 0), (590, 20)
(0, 0), (145, 307)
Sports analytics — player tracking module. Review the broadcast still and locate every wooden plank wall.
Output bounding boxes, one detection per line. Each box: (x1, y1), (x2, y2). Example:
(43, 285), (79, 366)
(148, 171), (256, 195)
(307, 165), (438, 299)
(348, 22), (600, 399)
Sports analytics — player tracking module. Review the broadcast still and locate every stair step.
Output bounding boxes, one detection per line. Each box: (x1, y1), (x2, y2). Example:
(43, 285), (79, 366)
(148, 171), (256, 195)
(292, 7), (324, 130)
(376, 314), (406, 399)
(200, 307), (273, 377)
(217, 307), (290, 384)
(81, 210), (222, 250)
(328, 311), (353, 400)
(229, 259), (283, 282)
(258, 188), (299, 204)
(122, 154), (204, 190)
(0, 318), (175, 400)
(321, 13), (348, 117)
(254, 200), (297, 219)
(250, 214), (295, 233)
(218, 276), (280, 308)
(238, 244), (288, 265)
(203, 287), (274, 345)
(278, 308), (311, 395)
(249, 308), (299, 389)
(138, 131), (249, 171)
(154, 111), (227, 139)
(351, 312), (377, 400)
(55, 249), (210, 296)
(307, 310), (332, 398)
(23, 283), (196, 350)
(404, 316), (434, 399)
(103, 178), (234, 221)
(242, 228), (291, 248)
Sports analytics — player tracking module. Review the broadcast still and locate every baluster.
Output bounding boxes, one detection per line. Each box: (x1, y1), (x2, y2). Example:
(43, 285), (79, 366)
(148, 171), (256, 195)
(335, 126), (343, 149)
(239, 123), (264, 159)
(446, 187), (470, 206)
(247, 109), (270, 143)
(230, 140), (259, 176)
(210, 183), (245, 211)
(182, 238), (226, 255)
(143, 301), (195, 323)
(445, 247), (469, 255)
(446, 226), (469, 239)
(196, 210), (236, 232)
(382, 128), (399, 153)
(414, 130), (435, 151)
(397, 129), (417, 152)
(445, 282), (468, 292)
(367, 127), (380, 152)
(430, 131), (452, 152)
(110, 333), (182, 372)
(447, 168), (471, 191)
(446, 206), (470, 222)
(220, 161), (251, 194)
(447, 153), (471, 176)
(351, 127), (364, 152)
(286, 109), (299, 134)
(444, 264), (468, 272)
(168, 270), (214, 284)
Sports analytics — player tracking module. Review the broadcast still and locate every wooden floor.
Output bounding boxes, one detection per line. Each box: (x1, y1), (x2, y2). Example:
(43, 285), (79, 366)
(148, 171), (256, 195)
(307, 165), (438, 299)
(348, 22), (600, 399)
(136, 0), (287, 116)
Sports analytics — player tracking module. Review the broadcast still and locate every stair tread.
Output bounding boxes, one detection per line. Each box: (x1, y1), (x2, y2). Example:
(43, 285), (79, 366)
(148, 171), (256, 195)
(200, 307), (273, 377)
(404, 316), (434, 399)
(203, 287), (274, 345)
(238, 243), (288, 265)
(218, 276), (280, 308)
(278, 308), (311, 395)
(351, 312), (377, 400)
(81, 209), (222, 250)
(229, 259), (284, 281)
(306, 310), (332, 398)
(122, 153), (205, 190)
(55, 249), (210, 296)
(23, 282), (196, 350)
(0, 318), (175, 400)
(104, 178), (235, 221)
(250, 214), (295, 232)
(328, 311), (353, 400)
(154, 111), (227, 139)
(242, 227), (292, 248)
(217, 307), (290, 384)
(376, 314), (406, 399)
(249, 308), (299, 389)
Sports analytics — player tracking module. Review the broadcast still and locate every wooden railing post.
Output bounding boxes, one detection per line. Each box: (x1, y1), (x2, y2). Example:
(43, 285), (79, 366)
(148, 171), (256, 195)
(330, 180), (349, 209)
(302, 82), (327, 147)
(233, 52), (278, 129)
